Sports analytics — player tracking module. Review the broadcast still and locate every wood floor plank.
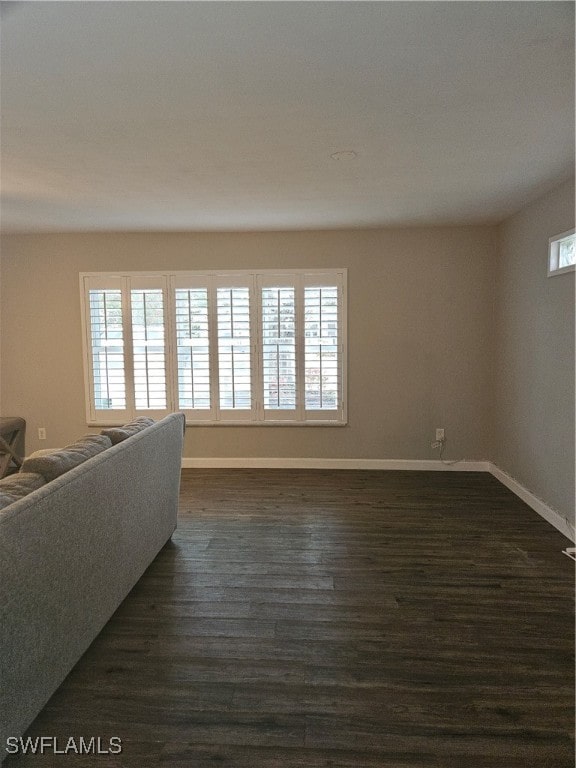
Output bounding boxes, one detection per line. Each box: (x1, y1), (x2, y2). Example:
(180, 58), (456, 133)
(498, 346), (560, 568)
(6, 469), (574, 767)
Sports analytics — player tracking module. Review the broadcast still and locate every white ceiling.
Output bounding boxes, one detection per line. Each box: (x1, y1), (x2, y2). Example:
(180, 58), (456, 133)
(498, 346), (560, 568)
(1, 1), (574, 233)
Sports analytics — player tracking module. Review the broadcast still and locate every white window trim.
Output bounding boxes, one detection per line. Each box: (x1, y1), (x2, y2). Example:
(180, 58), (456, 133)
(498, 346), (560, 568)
(548, 228), (575, 276)
(80, 269), (348, 427)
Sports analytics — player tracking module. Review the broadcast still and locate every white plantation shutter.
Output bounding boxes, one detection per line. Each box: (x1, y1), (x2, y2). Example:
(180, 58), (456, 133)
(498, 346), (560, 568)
(262, 287), (296, 409)
(303, 275), (344, 419)
(81, 270), (346, 425)
(216, 284), (254, 418)
(175, 287), (211, 413)
(259, 275), (298, 421)
(130, 286), (167, 412)
(82, 275), (130, 422)
(89, 288), (126, 410)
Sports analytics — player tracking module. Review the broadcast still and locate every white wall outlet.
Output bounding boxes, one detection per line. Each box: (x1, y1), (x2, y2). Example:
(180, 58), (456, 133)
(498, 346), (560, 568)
(435, 428), (445, 442)
(38, 427), (46, 440)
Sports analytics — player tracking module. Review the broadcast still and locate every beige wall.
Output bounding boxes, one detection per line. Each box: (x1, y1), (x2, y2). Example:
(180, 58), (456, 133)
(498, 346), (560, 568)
(0, 248), (3, 414)
(494, 178), (575, 526)
(0, 227), (497, 459)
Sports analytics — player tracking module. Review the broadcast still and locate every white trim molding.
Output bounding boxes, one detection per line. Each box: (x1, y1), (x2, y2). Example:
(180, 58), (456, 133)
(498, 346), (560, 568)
(181, 457), (490, 471)
(180, 456), (574, 542)
(488, 463), (575, 543)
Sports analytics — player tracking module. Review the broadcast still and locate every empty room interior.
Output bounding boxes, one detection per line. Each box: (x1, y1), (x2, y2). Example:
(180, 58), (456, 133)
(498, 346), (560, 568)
(0, 2), (574, 767)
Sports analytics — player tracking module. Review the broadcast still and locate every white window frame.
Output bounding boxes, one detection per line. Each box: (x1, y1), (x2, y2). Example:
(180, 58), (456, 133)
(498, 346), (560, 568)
(80, 270), (347, 427)
(548, 228), (575, 276)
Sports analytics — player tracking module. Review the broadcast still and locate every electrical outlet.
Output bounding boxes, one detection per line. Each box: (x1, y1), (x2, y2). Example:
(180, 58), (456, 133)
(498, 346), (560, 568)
(435, 428), (445, 442)
(38, 427), (46, 440)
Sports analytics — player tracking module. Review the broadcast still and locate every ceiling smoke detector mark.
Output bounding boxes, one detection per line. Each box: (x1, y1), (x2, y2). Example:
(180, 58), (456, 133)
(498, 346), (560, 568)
(330, 150), (358, 161)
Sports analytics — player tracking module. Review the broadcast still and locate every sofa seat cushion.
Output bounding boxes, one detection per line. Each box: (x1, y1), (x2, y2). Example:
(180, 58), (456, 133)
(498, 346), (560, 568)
(21, 434), (112, 482)
(101, 417), (155, 445)
(0, 472), (46, 511)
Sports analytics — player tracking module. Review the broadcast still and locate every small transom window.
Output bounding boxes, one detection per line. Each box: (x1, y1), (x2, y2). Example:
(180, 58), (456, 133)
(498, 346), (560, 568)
(548, 229), (575, 276)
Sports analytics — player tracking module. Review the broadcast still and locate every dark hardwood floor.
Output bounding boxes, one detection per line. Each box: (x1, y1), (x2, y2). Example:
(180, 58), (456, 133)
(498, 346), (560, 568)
(7, 469), (575, 767)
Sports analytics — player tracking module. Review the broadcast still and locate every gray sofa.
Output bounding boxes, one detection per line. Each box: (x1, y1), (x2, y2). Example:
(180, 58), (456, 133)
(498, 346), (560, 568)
(0, 412), (185, 758)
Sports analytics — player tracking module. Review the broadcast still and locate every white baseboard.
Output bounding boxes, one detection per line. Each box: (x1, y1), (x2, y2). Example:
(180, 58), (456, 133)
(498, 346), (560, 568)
(488, 463), (575, 543)
(181, 457), (490, 472)
(180, 456), (574, 542)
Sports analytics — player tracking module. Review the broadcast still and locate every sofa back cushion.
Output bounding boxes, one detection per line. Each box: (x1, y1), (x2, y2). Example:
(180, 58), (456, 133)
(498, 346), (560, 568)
(101, 417), (155, 445)
(21, 434), (112, 482)
(0, 472), (46, 511)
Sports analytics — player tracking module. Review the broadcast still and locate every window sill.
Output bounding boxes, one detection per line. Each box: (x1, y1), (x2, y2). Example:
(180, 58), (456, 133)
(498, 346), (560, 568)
(87, 419), (348, 428)
(185, 420), (348, 427)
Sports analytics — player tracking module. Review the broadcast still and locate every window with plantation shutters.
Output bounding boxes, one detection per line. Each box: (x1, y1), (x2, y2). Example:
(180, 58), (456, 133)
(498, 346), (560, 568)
(81, 270), (346, 425)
